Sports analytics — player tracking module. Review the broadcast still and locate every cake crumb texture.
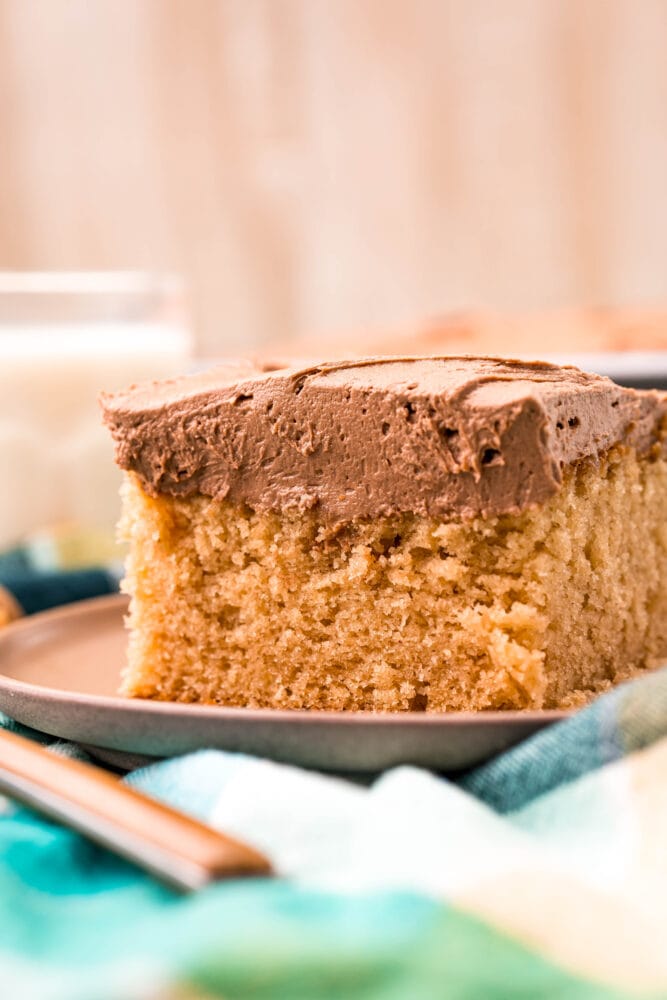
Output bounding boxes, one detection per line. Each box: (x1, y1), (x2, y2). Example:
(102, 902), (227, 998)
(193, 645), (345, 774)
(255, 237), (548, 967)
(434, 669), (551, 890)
(119, 447), (667, 711)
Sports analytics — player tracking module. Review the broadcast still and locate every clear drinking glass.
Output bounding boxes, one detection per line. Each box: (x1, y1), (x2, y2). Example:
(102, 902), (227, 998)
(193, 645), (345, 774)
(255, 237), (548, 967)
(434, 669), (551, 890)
(0, 272), (192, 560)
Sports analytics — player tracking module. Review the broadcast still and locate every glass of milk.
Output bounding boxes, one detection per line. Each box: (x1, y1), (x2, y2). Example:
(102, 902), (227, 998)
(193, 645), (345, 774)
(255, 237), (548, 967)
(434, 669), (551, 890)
(0, 273), (192, 558)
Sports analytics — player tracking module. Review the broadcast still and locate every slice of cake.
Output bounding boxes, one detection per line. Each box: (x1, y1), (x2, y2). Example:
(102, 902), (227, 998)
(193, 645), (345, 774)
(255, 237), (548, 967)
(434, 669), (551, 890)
(102, 356), (667, 712)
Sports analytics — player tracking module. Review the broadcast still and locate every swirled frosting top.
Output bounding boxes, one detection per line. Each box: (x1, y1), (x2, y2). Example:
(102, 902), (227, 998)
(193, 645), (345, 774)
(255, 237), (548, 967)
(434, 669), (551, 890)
(101, 356), (667, 520)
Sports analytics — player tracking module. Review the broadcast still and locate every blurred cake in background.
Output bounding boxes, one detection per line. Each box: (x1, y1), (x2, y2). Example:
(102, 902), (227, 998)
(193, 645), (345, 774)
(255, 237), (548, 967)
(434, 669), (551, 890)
(374, 309), (667, 355)
(262, 309), (667, 387)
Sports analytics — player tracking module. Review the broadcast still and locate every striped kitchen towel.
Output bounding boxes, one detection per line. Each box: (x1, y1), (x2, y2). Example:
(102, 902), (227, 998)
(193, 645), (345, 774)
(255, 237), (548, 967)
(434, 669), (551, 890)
(1, 665), (667, 999)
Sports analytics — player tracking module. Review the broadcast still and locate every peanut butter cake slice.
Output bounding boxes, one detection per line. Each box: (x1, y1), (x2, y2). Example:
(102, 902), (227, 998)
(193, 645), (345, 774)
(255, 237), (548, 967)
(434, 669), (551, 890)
(102, 357), (667, 712)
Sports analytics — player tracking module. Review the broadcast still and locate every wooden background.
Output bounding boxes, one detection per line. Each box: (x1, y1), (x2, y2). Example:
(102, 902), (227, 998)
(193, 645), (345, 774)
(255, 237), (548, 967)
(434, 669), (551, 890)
(1, 0), (667, 352)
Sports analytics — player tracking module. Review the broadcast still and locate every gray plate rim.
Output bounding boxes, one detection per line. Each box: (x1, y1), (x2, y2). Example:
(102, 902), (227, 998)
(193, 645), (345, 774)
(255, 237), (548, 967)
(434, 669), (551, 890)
(0, 594), (570, 771)
(0, 593), (567, 726)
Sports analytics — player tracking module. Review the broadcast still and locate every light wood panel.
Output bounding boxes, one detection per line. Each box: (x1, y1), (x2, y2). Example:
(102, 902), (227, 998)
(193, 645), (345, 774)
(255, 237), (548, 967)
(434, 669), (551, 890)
(1, 0), (666, 351)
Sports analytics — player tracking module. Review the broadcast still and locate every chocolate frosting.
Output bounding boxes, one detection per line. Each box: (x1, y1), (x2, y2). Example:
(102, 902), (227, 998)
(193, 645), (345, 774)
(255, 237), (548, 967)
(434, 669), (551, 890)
(101, 356), (667, 521)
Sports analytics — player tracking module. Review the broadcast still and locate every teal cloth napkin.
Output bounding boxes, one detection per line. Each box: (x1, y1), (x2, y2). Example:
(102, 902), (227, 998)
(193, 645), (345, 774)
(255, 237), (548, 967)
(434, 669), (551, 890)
(3, 661), (667, 1000)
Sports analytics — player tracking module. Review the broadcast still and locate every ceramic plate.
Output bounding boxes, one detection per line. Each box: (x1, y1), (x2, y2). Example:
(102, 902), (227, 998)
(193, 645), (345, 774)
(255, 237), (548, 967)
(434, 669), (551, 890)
(0, 595), (567, 772)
